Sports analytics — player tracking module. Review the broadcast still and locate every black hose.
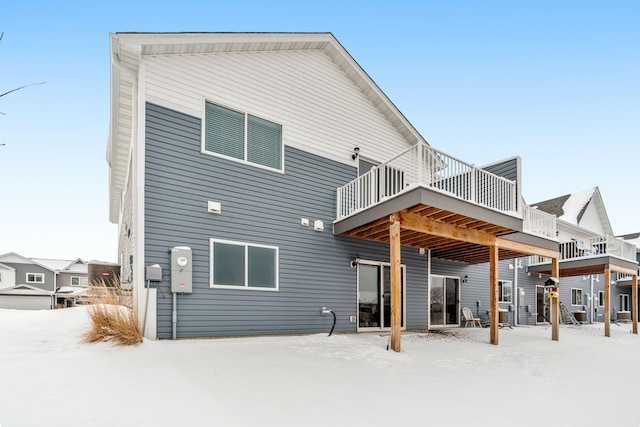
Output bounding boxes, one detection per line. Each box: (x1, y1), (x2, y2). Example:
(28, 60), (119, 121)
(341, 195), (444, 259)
(328, 310), (336, 336)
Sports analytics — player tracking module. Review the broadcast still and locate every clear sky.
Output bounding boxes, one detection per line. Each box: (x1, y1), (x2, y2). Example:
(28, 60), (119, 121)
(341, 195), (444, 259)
(1, 0), (638, 262)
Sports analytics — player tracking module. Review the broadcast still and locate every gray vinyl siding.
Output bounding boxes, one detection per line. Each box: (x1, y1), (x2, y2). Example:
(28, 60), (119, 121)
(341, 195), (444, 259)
(482, 158), (519, 182)
(1, 263), (55, 292)
(144, 103), (429, 338)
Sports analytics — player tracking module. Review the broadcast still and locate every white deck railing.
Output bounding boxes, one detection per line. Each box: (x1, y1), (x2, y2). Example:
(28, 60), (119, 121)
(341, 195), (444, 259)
(336, 142), (518, 221)
(529, 235), (637, 265)
(522, 205), (557, 239)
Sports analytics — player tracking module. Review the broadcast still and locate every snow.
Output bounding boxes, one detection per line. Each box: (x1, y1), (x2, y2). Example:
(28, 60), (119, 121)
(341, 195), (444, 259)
(558, 187), (596, 225)
(1, 307), (640, 426)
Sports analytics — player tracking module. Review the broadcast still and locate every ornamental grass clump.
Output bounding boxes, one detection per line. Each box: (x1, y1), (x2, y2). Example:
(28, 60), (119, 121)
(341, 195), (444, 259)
(83, 280), (142, 346)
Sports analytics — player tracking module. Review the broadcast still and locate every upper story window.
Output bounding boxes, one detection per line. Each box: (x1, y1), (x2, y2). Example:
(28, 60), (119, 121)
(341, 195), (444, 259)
(71, 276), (88, 287)
(26, 273), (45, 284)
(203, 101), (283, 172)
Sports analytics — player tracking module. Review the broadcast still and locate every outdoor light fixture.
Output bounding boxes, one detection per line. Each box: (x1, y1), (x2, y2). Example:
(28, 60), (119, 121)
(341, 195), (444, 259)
(351, 146), (360, 160)
(462, 275), (468, 283)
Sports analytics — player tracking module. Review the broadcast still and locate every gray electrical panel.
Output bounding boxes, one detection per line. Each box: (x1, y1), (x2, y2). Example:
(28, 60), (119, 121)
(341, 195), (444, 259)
(171, 246), (193, 293)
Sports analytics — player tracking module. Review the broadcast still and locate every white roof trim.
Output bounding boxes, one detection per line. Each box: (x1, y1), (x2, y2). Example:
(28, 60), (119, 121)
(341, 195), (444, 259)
(108, 32), (429, 223)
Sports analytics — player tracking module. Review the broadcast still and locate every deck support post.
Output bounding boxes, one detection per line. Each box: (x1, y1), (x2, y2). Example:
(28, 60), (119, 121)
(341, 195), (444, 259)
(633, 274), (638, 335)
(390, 214), (402, 352)
(489, 244), (499, 345)
(604, 267), (611, 337)
(551, 257), (559, 341)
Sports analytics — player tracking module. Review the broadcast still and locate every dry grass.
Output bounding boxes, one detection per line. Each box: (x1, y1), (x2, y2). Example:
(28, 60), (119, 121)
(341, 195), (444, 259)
(83, 280), (142, 346)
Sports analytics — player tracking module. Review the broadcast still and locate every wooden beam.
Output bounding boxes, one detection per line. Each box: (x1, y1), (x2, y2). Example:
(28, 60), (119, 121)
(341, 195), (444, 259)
(604, 267), (611, 337)
(496, 237), (558, 260)
(633, 274), (638, 335)
(390, 214), (401, 352)
(551, 257), (559, 341)
(490, 244), (499, 345)
(610, 265), (640, 276)
(398, 211), (497, 247)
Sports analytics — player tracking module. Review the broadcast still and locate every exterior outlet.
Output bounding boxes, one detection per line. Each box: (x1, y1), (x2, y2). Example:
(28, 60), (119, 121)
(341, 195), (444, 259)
(314, 220), (324, 231)
(349, 315), (356, 323)
(300, 218), (309, 226)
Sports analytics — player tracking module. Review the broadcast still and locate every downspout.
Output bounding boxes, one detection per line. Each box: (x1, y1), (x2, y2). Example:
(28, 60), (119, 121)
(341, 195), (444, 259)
(513, 261), (519, 326)
(590, 275), (595, 324)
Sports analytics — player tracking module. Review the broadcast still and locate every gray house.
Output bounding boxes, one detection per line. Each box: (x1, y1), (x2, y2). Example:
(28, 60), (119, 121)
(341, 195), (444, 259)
(0, 253), (89, 310)
(109, 32), (583, 348)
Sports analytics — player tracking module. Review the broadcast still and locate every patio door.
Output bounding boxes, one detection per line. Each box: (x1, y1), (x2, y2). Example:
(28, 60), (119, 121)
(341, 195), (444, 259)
(429, 275), (460, 328)
(536, 285), (550, 323)
(358, 261), (405, 330)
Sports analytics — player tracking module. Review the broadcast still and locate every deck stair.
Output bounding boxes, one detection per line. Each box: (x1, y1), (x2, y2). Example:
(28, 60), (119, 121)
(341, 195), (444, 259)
(559, 302), (580, 326)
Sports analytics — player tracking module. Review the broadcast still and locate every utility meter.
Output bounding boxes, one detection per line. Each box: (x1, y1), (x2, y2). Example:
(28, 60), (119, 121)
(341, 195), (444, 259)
(171, 246), (193, 293)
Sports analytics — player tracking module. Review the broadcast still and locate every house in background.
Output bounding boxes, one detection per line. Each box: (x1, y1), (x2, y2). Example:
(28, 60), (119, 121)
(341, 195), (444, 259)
(527, 188), (637, 331)
(108, 32), (564, 349)
(0, 253), (90, 310)
(0, 263), (16, 289)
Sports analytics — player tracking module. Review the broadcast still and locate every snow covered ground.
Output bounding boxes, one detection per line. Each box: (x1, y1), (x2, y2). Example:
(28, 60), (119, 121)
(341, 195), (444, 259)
(1, 307), (639, 427)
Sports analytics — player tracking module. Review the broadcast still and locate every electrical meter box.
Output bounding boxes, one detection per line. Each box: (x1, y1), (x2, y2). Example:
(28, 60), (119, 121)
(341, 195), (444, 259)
(170, 246), (193, 293)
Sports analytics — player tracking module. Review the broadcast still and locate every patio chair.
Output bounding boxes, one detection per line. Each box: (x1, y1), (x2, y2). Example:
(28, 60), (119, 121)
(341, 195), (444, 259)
(462, 307), (482, 328)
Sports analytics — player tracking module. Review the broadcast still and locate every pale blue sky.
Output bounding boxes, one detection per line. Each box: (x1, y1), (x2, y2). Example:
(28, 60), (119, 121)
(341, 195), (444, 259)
(1, 0), (638, 261)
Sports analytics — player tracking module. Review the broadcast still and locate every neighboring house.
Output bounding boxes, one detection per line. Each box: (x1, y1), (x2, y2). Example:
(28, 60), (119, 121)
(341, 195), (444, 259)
(109, 32), (563, 347)
(0, 253), (90, 310)
(0, 263), (16, 289)
(528, 188), (638, 327)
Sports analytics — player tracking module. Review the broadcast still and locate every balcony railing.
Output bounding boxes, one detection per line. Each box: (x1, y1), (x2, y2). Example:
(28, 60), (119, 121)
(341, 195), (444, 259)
(336, 142), (518, 221)
(522, 205), (557, 239)
(529, 235), (637, 265)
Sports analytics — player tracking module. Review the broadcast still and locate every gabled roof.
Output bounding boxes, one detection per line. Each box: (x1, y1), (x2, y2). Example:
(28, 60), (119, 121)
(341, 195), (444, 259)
(532, 187), (613, 235)
(0, 253), (57, 272)
(0, 262), (15, 271)
(108, 32), (429, 223)
(0, 284), (54, 296)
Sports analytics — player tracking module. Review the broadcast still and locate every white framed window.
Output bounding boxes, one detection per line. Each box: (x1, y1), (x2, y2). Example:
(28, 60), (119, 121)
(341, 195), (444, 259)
(210, 238), (279, 291)
(598, 291), (604, 307)
(26, 273), (45, 284)
(70, 276), (88, 287)
(202, 101), (283, 172)
(498, 280), (512, 303)
(571, 288), (583, 306)
(619, 294), (630, 311)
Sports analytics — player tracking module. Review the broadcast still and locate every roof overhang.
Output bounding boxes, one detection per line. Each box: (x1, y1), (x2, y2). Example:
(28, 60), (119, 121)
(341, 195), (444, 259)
(334, 186), (557, 264)
(528, 256), (638, 277)
(107, 32), (429, 223)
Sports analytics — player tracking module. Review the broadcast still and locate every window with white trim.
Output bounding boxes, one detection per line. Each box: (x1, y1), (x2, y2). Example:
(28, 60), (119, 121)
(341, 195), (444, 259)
(571, 288), (583, 306)
(26, 273), (45, 284)
(203, 101), (283, 171)
(71, 276), (88, 287)
(619, 294), (630, 311)
(598, 291), (604, 307)
(498, 280), (512, 303)
(210, 238), (278, 290)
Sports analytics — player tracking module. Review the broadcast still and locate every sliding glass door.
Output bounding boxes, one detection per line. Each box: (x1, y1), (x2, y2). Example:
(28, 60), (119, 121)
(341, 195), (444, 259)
(358, 261), (405, 330)
(429, 275), (460, 328)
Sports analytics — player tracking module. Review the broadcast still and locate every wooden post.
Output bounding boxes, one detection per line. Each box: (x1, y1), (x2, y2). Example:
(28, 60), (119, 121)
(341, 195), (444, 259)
(604, 267), (611, 337)
(633, 274), (638, 335)
(551, 257), (559, 341)
(490, 244), (499, 345)
(390, 214), (402, 352)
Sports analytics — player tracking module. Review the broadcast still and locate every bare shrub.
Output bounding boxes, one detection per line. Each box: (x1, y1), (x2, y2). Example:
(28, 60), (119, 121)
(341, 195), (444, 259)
(83, 280), (142, 346)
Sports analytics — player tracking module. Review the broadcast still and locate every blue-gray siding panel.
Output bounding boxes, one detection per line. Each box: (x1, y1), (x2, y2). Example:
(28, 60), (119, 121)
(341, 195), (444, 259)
(1, 263), (55, 292)
(144, 103), (429, 338)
